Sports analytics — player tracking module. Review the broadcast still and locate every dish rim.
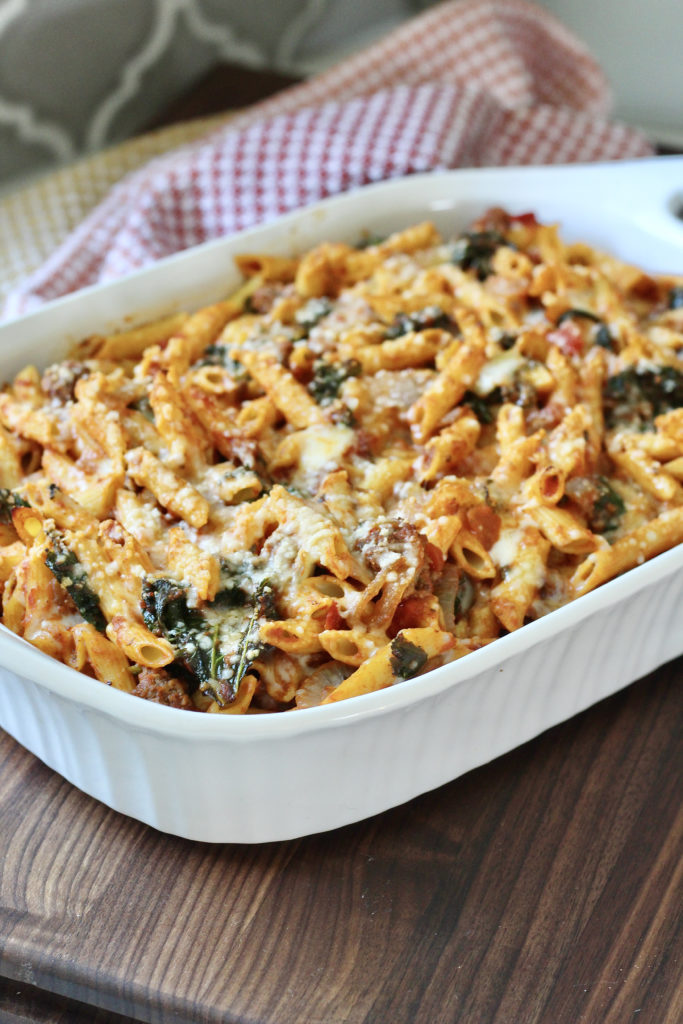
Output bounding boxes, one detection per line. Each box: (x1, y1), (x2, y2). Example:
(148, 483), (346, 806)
(4, 156), (683, 330)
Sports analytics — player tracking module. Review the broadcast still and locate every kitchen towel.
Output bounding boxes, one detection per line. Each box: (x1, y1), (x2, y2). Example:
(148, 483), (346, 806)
(3, 0), (651, 319)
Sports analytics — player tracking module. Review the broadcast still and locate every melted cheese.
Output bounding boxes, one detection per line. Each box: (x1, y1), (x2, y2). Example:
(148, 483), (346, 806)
(474, 350), (526, 396)
(297, 425), (354, 484)
(490, 528), (524, 568)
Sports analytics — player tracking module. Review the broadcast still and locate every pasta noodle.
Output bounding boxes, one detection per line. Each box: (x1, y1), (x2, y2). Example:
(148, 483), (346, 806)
(0, 207), (681, 711)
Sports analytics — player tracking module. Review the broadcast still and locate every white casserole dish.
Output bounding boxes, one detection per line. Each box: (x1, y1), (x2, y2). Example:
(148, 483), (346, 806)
(0, 158), (682, 843)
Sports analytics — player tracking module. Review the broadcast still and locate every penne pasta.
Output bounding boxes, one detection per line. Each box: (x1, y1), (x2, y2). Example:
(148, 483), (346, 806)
(0, 207), (679, 713)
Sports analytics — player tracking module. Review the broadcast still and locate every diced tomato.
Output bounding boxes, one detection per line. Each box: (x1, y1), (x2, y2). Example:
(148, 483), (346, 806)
(547, 320), (583, 358)
(510, 212), (538, 227)
(464, 505), (501, 550)
(390, 595), (432, 635)
(424, 541), (445, 572)
(323, 602), (347, 631)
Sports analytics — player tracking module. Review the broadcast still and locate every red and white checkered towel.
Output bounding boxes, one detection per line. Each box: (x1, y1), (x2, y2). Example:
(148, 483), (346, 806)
(4, 0), (651, 319)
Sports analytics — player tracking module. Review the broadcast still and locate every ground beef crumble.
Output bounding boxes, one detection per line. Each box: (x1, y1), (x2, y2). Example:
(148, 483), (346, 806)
(132, 667), (196, 710)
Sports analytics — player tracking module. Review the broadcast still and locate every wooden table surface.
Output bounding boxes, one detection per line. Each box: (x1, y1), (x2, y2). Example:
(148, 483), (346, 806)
(1, 65), (682, 1024)
(1, 658), (681, 1024)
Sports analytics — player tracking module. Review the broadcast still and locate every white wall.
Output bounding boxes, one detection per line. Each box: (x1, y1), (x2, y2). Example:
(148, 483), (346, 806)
(534, 0), (683, 144)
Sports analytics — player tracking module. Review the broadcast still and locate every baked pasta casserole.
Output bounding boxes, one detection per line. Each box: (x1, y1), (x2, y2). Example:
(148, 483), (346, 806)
(0, 209), (682, 712)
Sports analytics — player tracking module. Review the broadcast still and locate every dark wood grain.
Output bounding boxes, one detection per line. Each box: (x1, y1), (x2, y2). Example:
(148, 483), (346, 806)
(0, 977), (133, 1024)
(1, 658), (681, 1024)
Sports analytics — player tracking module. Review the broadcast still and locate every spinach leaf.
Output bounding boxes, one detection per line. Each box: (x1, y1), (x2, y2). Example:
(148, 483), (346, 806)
(462, 389), (499, 424)
(212, 558), (253, 608)
(390, 635), (428, 680)
(197, 345), (247, 376)
(129, 395), (154, 421)
(141, 577), (211, 684)
(594, 325), (614, 350)
(383, 305), (457, 339)
(503, 375), (538, 410)
(295, 297), (333, 333)
(45, 533), (107, 632)
(225, 583), (274, 698)
(590, 478), (626, 534)
(330, 405), (357, 428)
(604, 366), (683, 429)
(308, 358), (361, 404)
(141, 576), (277, 707)
(451, 231), (511, 280)
(212, 584), (249, 608)
(141, 577), (203, 636)
(565, 476), (625, 535)
(202, 581), (277, 706)
(556, 308), (602, 326)
(0, 489), (29, 525)
(556, 309), (615, 351)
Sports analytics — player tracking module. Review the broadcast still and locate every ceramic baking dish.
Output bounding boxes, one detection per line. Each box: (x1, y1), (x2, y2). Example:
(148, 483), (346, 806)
(1, 158), (682, 843)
